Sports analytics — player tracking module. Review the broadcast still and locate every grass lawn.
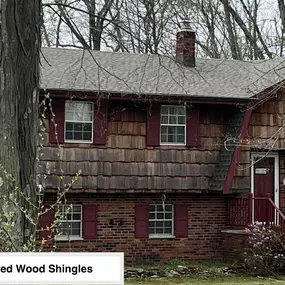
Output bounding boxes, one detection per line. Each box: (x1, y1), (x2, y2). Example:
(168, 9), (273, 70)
(126, 276), (285, 285)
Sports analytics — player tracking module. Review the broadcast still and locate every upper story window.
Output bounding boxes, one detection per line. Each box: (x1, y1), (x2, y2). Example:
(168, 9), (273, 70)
(160, 105), (186, 145)
(56, 204), (82, 240)
(149, 204), (174, 237)
(65, 101), (93, 143)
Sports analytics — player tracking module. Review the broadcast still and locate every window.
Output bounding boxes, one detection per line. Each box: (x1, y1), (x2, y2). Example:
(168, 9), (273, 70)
(56, 204), (82, 239)
(160, 105), (186, 145)
(149, 204), (174, 237)
(65, 101), (93, 142)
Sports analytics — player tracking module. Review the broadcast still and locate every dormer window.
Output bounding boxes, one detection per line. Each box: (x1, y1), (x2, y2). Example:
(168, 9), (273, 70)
(65, 101), (93, 143)
(160, 105), (186, 145)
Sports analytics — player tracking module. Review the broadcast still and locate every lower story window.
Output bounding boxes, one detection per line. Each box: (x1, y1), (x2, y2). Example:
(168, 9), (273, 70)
(149, 204), (174, 237)
(57, 204), (82, 239)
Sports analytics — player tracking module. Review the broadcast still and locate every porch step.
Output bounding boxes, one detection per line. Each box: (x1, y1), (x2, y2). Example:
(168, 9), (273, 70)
(209, 109), (245, 191)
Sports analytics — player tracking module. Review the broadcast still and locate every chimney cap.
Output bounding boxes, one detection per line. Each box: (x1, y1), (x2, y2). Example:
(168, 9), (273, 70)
(178, 19), (195, 32)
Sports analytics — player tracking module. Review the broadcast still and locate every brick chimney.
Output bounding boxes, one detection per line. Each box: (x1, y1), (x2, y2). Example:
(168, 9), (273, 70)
(176, 21), (196, 67)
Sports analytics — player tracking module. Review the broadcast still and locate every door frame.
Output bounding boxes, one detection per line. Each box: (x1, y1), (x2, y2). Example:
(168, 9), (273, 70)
(250, 152), (279, 208)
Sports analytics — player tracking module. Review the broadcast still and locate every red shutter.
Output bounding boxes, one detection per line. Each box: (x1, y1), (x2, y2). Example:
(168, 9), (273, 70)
(49, 99), (65, 144)
(93, 101), (108, 145)
(83, 205), (98, 239)
(39, 205), (54, 240)
(146, 104), (160, 146)
(186, 106), (200, 147)
(135, 204), (149, 238)
(174, 204), (188, 238)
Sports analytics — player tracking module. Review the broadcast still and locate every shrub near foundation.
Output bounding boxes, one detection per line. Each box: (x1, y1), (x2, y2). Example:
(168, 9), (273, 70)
(243, 222), (285, 275)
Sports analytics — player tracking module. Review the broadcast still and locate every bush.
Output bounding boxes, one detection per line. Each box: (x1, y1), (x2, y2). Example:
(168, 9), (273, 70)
(244, 222), (285, 275)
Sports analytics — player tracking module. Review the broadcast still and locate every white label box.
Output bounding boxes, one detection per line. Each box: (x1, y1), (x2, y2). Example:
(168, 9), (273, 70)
(0, 252), (124, 285)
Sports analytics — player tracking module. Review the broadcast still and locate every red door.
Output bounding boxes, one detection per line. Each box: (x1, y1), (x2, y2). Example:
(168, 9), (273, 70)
(253, 157), (275, 223)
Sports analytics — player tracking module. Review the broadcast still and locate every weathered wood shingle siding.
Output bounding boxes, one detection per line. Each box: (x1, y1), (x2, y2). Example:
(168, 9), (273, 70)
(40, 101), (229, 192)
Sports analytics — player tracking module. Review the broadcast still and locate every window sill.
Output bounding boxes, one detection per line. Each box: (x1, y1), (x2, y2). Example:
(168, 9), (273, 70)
(55, 237), (84, 241)
(149, 235), (175, 239)
(64, 140), (93, 144)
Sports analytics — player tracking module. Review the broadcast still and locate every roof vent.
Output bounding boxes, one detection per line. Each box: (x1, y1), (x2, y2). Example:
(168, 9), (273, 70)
(176, 20), (196, 67)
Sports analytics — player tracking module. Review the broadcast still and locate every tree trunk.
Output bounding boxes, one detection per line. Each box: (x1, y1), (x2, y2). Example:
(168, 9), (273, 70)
(0, 0), (40, 250)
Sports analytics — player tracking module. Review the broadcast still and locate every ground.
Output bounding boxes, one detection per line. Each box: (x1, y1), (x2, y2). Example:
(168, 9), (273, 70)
(126, 276), (285, 285)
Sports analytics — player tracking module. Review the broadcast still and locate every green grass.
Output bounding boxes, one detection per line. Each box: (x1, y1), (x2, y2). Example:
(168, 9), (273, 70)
(125, 276), (285, 285)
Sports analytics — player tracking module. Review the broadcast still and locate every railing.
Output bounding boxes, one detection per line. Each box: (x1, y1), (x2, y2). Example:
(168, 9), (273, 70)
(227, 193), (285, 227)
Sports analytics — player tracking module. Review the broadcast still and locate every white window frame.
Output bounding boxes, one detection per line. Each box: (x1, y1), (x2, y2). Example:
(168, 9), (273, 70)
(56, 204), (83, 241)
(64, 101), (93, 143)
(149, 204), (174, 238)
(160, 105), (186, 146)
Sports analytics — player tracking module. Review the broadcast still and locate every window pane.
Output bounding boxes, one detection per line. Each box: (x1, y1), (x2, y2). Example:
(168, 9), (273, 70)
(164, 228), (172, 234)
(161, 115), (168, 124)
(169, 116), (177, 124)
(65, 112), (74, 121)
(157, 213), (163, 219)
(160, 126), (167, 135)
(156, 228), (163, 234)
(167, 126), (176, 134)
(73, 214), (81, 220)
(161, 134), (167, 143)
(149, 221), (155, 228)
(149, 213), (155, 219)
(177, 126), (185, 135)
(177, 135), (185, 143)
(74, 123), (83, 131)
(165, 205), (172, 211)
(149, 205), (155, 212)
(149, 227), (155, 234)
(156, 221), (163, 227)
(66, 131), (73, 140)
(165, 213), (172, 219)
(72, 205), (81, 212)
(167, 135), (174, 142)
(74, 132), (82, 140)
(178, 116), (185, 124)
(169, 107), (176, 115)
(82, 123), (92, 132)
(161, 106), (168, 114)
(164, 221), (172, 227)
(71, 228), (80, 236)
(83, 132), (92, 141)
(82, 112), (92, 121)
(177, 107), (185, 115)
(66, 122), (73, 131)
(156, 205), (163, 212)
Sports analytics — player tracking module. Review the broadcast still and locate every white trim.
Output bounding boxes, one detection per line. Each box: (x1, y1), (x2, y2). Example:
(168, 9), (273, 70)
(64, 101), (93, 143)
(149, 235), (175, 239)
(160, 105), (186, 146)
(251, 152), (279, 222)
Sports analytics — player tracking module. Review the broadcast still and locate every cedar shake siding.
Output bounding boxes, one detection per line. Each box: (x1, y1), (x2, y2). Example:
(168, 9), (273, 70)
(42, 193), (226, 264)
(40, 99), (232, 192)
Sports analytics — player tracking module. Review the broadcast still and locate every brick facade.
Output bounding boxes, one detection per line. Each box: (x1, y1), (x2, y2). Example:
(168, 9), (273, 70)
(43, 193), (226, 264)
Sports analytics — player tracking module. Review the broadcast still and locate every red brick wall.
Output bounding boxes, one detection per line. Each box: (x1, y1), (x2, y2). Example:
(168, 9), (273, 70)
(43, 193), (226, 264)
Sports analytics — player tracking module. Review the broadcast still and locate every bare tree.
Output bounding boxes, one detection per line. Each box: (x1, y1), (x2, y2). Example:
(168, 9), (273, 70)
(0, 0), (40, 249)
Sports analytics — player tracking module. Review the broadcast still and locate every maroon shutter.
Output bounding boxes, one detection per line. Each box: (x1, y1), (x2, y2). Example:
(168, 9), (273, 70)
(135, 204), (149, 238)
(49, 99), (65, 144)
(146, 104), (160, 146)
(83, 205), (98, 239)
(93, 101), (108, 145)
(174, 204), (188, 238)
(186, 106), (200, 147)
(39, 206), (54, 240)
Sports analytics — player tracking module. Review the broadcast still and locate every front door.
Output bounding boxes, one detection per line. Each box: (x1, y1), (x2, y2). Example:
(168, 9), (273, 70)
(252, 154), (278, 223)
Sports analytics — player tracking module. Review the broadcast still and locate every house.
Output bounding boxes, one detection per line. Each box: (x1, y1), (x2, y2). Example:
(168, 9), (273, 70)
(39, 26), (285, 264)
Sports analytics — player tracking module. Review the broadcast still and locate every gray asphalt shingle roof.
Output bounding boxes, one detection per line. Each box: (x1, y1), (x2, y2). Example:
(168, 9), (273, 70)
(40, 47), (285, 99)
